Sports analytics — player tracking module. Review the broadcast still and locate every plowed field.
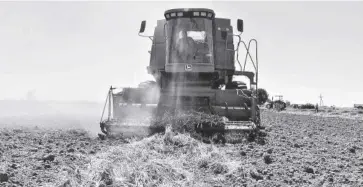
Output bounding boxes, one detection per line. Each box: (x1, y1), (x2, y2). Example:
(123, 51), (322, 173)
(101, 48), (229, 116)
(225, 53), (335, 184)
(0, 110), (362, 187)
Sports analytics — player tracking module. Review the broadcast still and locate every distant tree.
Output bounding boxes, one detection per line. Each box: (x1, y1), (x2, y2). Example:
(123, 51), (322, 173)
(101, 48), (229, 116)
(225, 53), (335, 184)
(256, 88), (269, 105)
(285, 101), (291, 107)
(300, 103), (315, 109)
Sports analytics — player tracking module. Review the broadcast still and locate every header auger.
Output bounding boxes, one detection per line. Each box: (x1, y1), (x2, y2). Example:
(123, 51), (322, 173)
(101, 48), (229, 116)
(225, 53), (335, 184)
(99, 8), (264, 143)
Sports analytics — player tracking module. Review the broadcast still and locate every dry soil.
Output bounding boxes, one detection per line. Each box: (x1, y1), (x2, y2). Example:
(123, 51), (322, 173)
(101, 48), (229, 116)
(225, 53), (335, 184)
(0, 110), (362, 187)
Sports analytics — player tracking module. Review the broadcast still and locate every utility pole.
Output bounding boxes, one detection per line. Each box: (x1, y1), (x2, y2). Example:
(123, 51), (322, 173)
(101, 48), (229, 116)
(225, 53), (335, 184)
(319, 94), (324, 107)
(26, 90), (36, 101)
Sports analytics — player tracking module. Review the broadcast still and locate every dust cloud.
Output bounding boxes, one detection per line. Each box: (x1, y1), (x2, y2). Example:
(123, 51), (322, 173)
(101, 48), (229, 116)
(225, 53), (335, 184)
(110, 84), (160, 128)
(0, 82), (162, 139)
(0, 99), (103, 137)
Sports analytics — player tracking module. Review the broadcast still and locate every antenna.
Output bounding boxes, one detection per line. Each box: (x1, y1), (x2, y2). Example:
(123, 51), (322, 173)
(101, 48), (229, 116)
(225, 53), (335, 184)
(319, 94), (324, 107)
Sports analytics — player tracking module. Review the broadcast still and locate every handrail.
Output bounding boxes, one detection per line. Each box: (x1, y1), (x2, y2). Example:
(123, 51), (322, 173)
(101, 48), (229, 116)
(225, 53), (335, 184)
(242, 39), (258, 72)
(240, 39), (258, 92)
(223, 32), (258, 90)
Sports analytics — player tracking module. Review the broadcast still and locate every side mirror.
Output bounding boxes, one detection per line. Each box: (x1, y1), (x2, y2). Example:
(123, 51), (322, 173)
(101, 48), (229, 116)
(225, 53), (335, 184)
(221, 31), (227, 40)
(237, 19), (243, 32)
(139, 20), (146, 33)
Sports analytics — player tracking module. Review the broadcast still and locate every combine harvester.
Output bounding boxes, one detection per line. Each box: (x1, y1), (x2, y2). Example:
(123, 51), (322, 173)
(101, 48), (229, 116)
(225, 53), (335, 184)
(99, 8), (263, 143)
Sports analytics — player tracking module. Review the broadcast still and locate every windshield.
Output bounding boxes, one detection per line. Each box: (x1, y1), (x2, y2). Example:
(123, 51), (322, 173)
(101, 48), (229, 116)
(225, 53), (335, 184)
(166, 18), (213, 64)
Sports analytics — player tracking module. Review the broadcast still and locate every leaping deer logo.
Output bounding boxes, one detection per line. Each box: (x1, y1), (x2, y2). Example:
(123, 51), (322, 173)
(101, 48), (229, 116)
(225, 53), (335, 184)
(185, 64), (192, 71)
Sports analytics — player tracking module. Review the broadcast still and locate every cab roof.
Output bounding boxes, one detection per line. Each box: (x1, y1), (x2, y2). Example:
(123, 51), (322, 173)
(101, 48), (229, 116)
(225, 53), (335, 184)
(164, 8), (215, 20)
(164, 8), (215, 14)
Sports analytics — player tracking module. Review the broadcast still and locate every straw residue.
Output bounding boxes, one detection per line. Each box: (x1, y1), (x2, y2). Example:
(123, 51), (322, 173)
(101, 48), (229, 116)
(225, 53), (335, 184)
(79, 130), (241, 187)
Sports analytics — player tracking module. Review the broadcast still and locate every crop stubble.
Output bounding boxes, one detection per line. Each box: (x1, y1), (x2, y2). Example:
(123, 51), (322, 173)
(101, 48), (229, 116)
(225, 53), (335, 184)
(0, 111), (362, 186)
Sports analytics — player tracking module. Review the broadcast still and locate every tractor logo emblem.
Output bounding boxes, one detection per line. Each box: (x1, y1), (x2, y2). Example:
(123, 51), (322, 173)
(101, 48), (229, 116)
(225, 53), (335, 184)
(185, 64), (192, 71)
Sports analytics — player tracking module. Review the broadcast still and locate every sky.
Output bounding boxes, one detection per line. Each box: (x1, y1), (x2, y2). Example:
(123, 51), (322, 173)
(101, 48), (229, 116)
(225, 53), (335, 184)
(0, 1), (362, 107)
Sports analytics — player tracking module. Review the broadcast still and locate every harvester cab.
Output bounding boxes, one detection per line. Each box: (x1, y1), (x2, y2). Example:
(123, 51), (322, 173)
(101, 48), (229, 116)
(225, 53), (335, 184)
(100, 8), (261, 142)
